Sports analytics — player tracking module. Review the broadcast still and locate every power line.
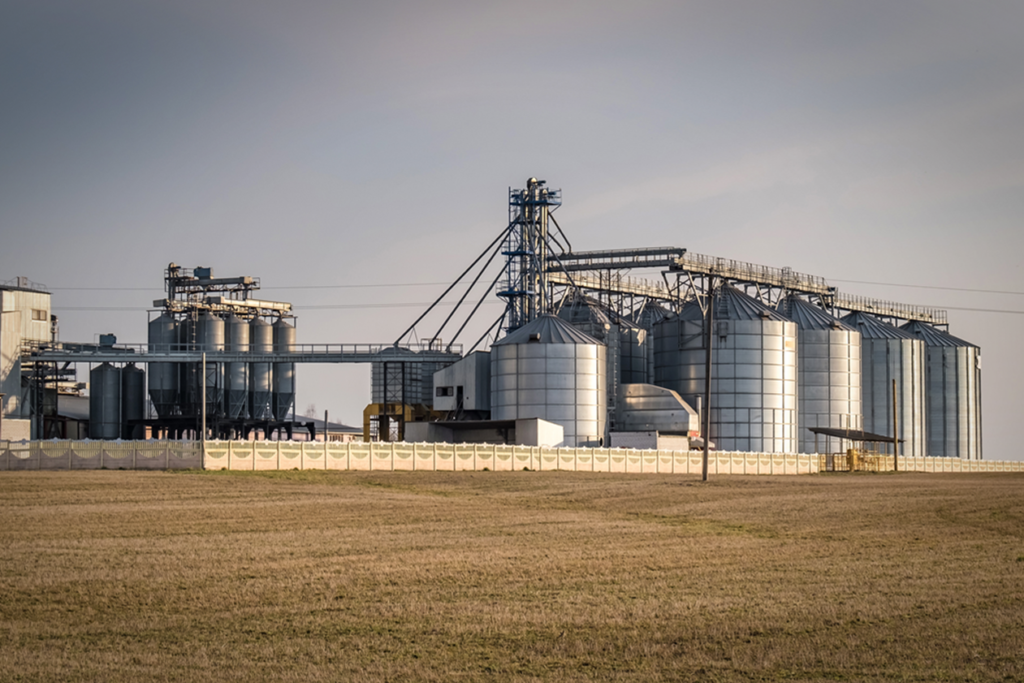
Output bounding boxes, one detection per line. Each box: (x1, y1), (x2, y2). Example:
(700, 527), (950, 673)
(52, 302), (1024, 315)
(936, 306), (1024, 315)
(52, 300), (504, 312)
(831, 279), (1024, 296)
(47, 281), (455, 292)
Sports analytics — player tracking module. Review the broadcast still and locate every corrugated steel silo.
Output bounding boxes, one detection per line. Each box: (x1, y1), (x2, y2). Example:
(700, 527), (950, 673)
(225, 314), (249, 419)
(196, 312), (225, 417)
(778, 296), (862, 454)
(147, 313), (178, 418)
(558, 297), (618, 434)
(901, 321), (982, 459)
(490, 315), (607, 447)
(249, 318), (273, 419)
(653, 286), (798, 454)
(272, 318), (296, 420)
(120, 363), (146, 439)
(89, 362), (121, 440)
(632, 304), (671, 384)
(840, 312), (926, 458)
(618, 319), (648, 385)
(177, 317), (196, 416)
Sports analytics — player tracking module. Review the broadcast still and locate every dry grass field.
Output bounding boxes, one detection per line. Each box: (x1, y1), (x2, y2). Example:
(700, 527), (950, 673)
(1, 469), (1023, 682)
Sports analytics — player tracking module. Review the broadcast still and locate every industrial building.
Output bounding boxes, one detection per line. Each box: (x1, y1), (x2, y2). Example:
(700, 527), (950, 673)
(1, 277), (55, 441)
(10, 178), (983, 460)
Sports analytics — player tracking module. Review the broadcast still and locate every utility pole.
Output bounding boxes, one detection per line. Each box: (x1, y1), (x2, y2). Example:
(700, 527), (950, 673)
(702, 277), (716, 482)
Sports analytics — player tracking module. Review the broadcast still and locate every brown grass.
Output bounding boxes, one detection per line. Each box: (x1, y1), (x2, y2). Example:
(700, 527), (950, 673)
(1, 469), (1023, 682)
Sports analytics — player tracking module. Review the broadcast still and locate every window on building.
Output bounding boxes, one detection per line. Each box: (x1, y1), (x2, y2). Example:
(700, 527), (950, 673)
(32, 309), (47, 321)
(436, 386), (454, 397)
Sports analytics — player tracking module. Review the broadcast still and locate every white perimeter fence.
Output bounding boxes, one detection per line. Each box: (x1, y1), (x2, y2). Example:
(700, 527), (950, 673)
(1, 439), (1022, 475)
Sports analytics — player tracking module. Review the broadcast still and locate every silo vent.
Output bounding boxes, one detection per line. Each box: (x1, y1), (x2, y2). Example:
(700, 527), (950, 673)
(528, 333), (541, 342)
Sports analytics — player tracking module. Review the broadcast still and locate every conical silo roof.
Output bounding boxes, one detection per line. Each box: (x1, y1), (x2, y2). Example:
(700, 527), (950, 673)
(632, 303), (672, 328)
(494, 314), (602, 346)
(900, 321), (977, 348)
(677, 285), (791, 322)
(840, 312), (916, 339)
(779, 296), (855, 331)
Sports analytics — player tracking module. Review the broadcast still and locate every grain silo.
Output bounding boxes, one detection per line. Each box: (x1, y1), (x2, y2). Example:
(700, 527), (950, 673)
(618, 318), (648, 384)
(120, 363), (146, 439)
(653, 285), (798, 454)
(778, 296), (862, 454)
(147, 312), (178, 418)
(249, 317), (273, 420)
(490, 314), (607, 447)
(89, 363), (121, 440)
(196, 311), (225, 418)
(632, 304), (672, 384)
(272, 317), (296, 420)
(557, 296), (619, 430)
(901, 321), (982, 459)
(224, 314), (249, 419)
(840, 312), (926, 458)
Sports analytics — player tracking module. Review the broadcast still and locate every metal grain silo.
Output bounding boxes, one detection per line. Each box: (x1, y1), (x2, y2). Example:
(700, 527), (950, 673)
(178, 316), (196, 416)
(225, 314), (249, 419)
(249, 318), (273, 419)
(901, 321), (982, 459)
(840, 312), (926, 458)
(196, 311), (225, 418)
(778, 296), (862, 454)
(89, 363), (121, 440)
(557, 296), (618, 433)
(653, 286), (798, 454)
(618, 319), (648, 385)
(272, 317), (296, 420)
(120, 363), (146, 439)
(147, 313), (178, 418)
(490, 314), (607, 447)
(632, 304), (671, 384)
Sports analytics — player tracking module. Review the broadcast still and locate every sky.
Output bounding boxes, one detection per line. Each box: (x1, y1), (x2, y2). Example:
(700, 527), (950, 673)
(1, 1), (1021, 456)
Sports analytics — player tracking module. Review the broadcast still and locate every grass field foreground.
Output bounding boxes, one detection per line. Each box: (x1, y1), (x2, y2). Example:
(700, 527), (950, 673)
(1, 470), (1023, 681)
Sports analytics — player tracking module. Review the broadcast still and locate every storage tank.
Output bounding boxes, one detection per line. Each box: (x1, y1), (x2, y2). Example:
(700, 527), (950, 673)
(618, 319), (648, 385)
(272, 317), (296, 420)
(901, 321), (982, 459)
(557, 296), (618, 434)
(653, 285), (798, 454)
(225, 314), (250, 419)
(178, 316), (196, 416)
(120, 363), (146, 439)
(196, 311), (225, 418)
(147, 313), (178, 418)
(778, 296), (862, 454)
(249, 318), (273, 420)
(490, 314), (607, 447)
(89, 363), (121, 440)
(840, 312), (926, 458)
(632, 304), (672, 384)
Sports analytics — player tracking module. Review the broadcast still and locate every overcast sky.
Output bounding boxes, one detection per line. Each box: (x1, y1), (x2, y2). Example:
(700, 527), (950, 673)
(1, 1), (1021, 456)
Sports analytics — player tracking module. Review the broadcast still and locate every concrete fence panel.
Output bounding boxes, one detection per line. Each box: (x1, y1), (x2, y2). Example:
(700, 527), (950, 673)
(4, 440), (1021, 476)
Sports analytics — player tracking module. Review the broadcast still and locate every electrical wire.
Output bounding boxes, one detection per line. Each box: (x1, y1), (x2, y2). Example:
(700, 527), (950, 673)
(52, 301), (505, 312)
(830, 279), (1024, 296)
(48, 281), (453, 292)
